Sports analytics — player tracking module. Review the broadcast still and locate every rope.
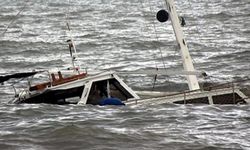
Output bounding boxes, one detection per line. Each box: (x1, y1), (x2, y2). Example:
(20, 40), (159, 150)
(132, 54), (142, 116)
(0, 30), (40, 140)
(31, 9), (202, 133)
(147, 1), (168, 71)
(138, 0), (173, 90)
(138, 0), (159, 89)
(148, 1), (173, 85)
(185, 0), (218, 83)
(1, 0), (30, 37)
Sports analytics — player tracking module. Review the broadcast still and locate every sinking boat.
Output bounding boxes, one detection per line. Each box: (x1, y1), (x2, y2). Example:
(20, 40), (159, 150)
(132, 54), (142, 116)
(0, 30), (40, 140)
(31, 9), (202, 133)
(9, 70), (139, 105)
(2, 39), (140, 105)
(124, 0), (250, 105)
(2, 0), (250, 105)
(123, 0), (250, 105)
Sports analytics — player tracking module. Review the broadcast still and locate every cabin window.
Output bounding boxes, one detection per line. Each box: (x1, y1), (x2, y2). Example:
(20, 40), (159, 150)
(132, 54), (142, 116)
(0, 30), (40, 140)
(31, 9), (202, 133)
(212, 93), (246, 104)
(24, 86), (84, 105)
(86, 79), (134, 105)
(174, 97), (209, 104)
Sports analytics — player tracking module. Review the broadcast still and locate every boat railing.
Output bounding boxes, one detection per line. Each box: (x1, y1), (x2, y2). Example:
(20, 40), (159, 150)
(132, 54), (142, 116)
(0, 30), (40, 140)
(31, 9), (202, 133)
(28, 70), (87, 91)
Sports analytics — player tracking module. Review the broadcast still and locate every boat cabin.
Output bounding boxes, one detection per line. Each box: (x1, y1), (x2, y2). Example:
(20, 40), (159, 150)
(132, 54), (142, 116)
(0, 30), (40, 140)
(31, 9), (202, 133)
(13, 71), (140, 105)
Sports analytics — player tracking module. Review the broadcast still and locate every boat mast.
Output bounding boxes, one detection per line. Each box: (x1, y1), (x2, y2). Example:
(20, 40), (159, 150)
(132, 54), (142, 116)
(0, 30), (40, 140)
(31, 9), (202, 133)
(65, 1), (81, 74)
(66, 22), (81, 74)
(164, 0), (200, 90)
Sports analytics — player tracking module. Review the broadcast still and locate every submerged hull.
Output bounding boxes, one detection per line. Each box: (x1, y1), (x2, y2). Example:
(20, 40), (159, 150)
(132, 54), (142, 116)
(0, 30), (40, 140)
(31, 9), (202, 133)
(12, 71), (140, 105)
(14, 84), (250, 106)
(125, 87), (250, 106)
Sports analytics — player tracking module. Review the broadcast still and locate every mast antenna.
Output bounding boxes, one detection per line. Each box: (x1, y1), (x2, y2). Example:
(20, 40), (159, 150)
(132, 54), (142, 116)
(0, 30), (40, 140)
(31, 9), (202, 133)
(65, 1), (81, 74)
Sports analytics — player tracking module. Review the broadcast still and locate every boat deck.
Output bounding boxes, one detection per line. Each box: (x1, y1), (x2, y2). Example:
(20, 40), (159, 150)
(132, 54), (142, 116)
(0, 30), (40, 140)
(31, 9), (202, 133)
(125, 85), (250, 106)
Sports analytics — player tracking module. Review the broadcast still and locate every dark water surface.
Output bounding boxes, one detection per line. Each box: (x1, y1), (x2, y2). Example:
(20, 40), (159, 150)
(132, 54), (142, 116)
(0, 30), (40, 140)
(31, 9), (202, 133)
(0, 0), (250, 149)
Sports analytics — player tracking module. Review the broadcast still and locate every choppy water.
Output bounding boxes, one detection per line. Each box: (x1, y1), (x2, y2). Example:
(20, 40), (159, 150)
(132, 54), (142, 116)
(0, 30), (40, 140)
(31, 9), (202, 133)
(0, 104), (250, 150)
(0, 0), (250, 149)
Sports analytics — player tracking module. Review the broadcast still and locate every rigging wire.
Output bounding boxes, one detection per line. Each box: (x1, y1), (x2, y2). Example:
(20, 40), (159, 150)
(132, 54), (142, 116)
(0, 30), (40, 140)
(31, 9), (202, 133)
(185, 0), (217, 85)
(1, 0), (30, 37)
(138, 0), (159, 90)
(142, 0), (168, 71)
(138, 0), (158, 69)
(185, 0), (205, 66)
(139, 0), (172, 90)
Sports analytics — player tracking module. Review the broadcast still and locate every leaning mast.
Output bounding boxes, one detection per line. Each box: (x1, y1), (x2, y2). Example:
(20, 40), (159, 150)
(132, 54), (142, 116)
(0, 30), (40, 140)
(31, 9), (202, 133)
(161, 0), (200, 90)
